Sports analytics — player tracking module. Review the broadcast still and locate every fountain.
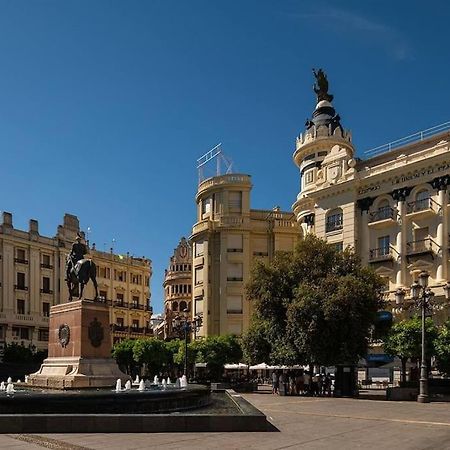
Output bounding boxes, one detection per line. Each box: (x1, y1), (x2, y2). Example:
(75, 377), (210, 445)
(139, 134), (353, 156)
(124, 380), (132, 391)
(0, 381), (5, 391)
(7, 377), (12, 384)
(115, 379), (122, 392)
(133, 375), (140, 385)
(167, 377), (171, 385)
(153, 375), (159, 385)
(6, 383), (14, 395)
(162, 379), (167, 390)
(180, 375), (188, 388)
(175, 378), (181, 388)
(138, 380), (145, 391)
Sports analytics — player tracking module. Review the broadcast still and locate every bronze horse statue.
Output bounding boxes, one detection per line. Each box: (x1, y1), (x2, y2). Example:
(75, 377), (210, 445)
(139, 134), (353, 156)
(66, 256), (99, 301)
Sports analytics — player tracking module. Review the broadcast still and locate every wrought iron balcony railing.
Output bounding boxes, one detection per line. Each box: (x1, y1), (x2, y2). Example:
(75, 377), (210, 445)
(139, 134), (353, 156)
(369, 206), (395, 223)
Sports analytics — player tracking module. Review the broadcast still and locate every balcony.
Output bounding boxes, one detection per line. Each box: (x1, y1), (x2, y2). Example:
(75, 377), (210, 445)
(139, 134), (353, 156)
(40, 263), (53, 269)
(130, 304), (144, 310)
(130, 326), (145, 334)
(114, 300), (128, 308)
(406, 198), (440, 217)
(369, 247), (394, 263)
(406, 238), (439, 260)
(40, 289), (54, 294)
(368, 207), (396, 228)
(112, 324), (128, 332)
(14, 258), (28, 265)
(14, 285), (28, 291)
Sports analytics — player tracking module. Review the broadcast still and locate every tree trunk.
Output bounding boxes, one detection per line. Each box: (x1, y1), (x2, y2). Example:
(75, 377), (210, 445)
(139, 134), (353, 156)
(401, 358), (407, 384)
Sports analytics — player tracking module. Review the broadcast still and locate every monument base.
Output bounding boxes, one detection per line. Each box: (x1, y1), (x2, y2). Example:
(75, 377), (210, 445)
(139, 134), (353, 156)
(28, 357), (130, 389)
(28, 298), (130, 390)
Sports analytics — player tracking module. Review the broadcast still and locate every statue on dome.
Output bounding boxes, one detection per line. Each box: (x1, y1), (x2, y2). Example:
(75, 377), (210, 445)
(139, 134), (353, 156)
(312, 68), (334, 103)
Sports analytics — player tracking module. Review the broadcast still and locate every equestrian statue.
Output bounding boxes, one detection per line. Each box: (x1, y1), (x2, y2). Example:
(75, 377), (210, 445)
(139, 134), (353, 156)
(65, 233), (99, 301)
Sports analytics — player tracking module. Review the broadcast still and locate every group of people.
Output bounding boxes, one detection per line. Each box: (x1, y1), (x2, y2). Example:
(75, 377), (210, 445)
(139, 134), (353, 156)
(271, 370), (333, 396)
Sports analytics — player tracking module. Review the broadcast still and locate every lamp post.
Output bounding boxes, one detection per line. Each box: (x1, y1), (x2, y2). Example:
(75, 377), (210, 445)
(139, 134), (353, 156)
(172, 310), (203, 379)
(395, 272), (450, 403)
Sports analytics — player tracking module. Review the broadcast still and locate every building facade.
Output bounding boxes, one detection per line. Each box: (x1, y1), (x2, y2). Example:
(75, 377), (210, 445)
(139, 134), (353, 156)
(0, 212), (152, 353)
(292, 76), (450, 324)
(162, 237), (192, 339)
(190, 174), (300, 337)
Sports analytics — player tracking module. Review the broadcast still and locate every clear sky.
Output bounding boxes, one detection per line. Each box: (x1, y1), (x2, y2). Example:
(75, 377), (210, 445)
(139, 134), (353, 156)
(1, 0), (449, 313)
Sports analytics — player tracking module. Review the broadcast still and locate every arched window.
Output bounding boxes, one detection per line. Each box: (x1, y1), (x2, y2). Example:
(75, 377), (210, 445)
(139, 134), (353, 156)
(373, 199), (393, 221)
(409, 189), (430, 213)
(180, 301), (187, 312)
(172, 301), (178, 312)
(325, 208), (343, 233)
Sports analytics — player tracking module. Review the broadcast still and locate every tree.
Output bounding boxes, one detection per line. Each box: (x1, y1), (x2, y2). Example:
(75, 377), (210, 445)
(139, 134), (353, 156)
(243, 235), (385, 367)
(112, 339), (136, 374)
(132, 338), (170, 376)
(3, 343), (34, 363)
(192, 335), (243, 381)
(434, 320), (450, 377)
(383, 316), (438, 383)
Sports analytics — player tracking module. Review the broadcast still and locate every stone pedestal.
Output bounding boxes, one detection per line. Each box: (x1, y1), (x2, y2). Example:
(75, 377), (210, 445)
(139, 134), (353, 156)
(28, 299), (130, 389)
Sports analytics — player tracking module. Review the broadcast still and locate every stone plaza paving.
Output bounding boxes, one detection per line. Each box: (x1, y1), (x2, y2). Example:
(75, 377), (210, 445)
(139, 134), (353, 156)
(1, 386), (450, 449)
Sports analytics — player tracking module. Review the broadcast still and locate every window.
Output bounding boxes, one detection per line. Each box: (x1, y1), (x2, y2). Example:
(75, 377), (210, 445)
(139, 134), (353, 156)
(132, 296), (139, 308)
(42, 277), (51, 293)
(17, 299), (25, 315)
(227, 263), (243, 281)
(202, 197), (212, 216)
(415, 227), (429, 242)
(416, 190), (430, 210)
(195, 241), (204, 257)
(16, 272), (26, 289)
(42, 254), (51, 268)
(132, 274), (140, 284)
(13, 327), (29, 340)
(227, 234), (243, 252)
(330, 242), (343, 252)
(195, 267), (203, 285)
(43, 302), (50, 317)
(99, 290), (107, 301)
(38, 329), (49, 341)
(172, 301), (179, 312)
(117, 317), (124, 327)
(304, 170), (314, 185)
(228, 322), (243, 335)
(180, 301), (188, 312)
(378, 236), (390, 255)
(115, 270), (126, 282)
(326, 209), (343, 233)
(116, 293), (124, 306)
(228, 191), (242, 213)
(227, 295), (243, 314)
(132, 319), (139, 329)
(16, 248), (26, 263)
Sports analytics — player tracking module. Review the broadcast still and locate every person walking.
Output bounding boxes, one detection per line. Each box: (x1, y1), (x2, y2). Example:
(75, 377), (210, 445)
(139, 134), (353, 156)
(272, 371), (279, 395)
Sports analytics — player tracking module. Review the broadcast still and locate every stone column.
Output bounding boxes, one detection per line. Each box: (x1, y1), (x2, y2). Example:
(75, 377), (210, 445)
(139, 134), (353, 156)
(392, 188), (411, 287)
(356, 198), (374, 265)
(432, 176), (450, 281)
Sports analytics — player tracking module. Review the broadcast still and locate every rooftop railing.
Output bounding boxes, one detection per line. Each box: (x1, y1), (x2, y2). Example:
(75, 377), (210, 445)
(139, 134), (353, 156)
(364, 121), (450, 157)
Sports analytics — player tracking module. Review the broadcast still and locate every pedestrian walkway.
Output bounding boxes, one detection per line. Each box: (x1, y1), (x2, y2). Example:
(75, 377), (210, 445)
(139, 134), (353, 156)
(1, 386), (450, 449)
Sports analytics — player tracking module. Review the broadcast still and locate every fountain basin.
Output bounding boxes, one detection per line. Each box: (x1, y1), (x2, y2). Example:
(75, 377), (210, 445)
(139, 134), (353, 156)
(0, 384), (210, 414)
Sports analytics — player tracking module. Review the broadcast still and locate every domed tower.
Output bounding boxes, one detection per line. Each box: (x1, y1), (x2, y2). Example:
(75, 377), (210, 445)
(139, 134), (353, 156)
(163, 237), (192, 339)
(292, 69), (356, 236)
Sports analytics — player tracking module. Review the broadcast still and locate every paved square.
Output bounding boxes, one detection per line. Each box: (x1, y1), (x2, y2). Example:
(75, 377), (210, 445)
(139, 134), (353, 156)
(1, 387), (450, 449)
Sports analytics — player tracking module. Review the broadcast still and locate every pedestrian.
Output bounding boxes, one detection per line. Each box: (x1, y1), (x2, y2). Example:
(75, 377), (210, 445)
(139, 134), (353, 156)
(272, 370), (279, 395)
(296, 371), (304, 395)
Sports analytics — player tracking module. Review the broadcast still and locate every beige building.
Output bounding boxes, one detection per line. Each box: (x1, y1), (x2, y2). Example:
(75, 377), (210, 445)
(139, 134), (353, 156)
(190, 174), (300, 337)
(162, 237), (193, 339)
(0, 212), (152, 353)
(292, 79), (450, 323)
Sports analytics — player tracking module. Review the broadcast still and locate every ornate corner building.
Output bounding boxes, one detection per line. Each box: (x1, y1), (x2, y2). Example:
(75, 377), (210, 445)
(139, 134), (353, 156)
(162, 237), (193, 339)
(0, 212), (152, 353)
(293, 71), (450, 323)
(190, 174), (301, 337)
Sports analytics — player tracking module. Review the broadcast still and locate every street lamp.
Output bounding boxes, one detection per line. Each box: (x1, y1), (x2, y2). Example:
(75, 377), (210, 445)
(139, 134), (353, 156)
(395, 271), (450, 403)
(171, 310), (203, 379)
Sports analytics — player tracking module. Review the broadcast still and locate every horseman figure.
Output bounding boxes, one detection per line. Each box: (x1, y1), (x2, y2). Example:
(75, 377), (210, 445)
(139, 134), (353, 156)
(66, 233), (99, 301)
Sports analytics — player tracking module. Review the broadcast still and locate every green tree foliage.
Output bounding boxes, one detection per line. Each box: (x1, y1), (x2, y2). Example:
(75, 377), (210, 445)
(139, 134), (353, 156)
(243, 235), (384, 366)
(3, 343), (34, 363)
(111, 339), (136, 374)
(132, 337), (170, 375)
(186, 335), (243, 381)
(383, 316), (438, 382)
(434, 320), (450, 377)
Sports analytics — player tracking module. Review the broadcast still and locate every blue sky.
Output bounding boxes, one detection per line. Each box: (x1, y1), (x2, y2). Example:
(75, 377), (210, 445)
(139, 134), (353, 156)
(1, 1), (449, 313)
